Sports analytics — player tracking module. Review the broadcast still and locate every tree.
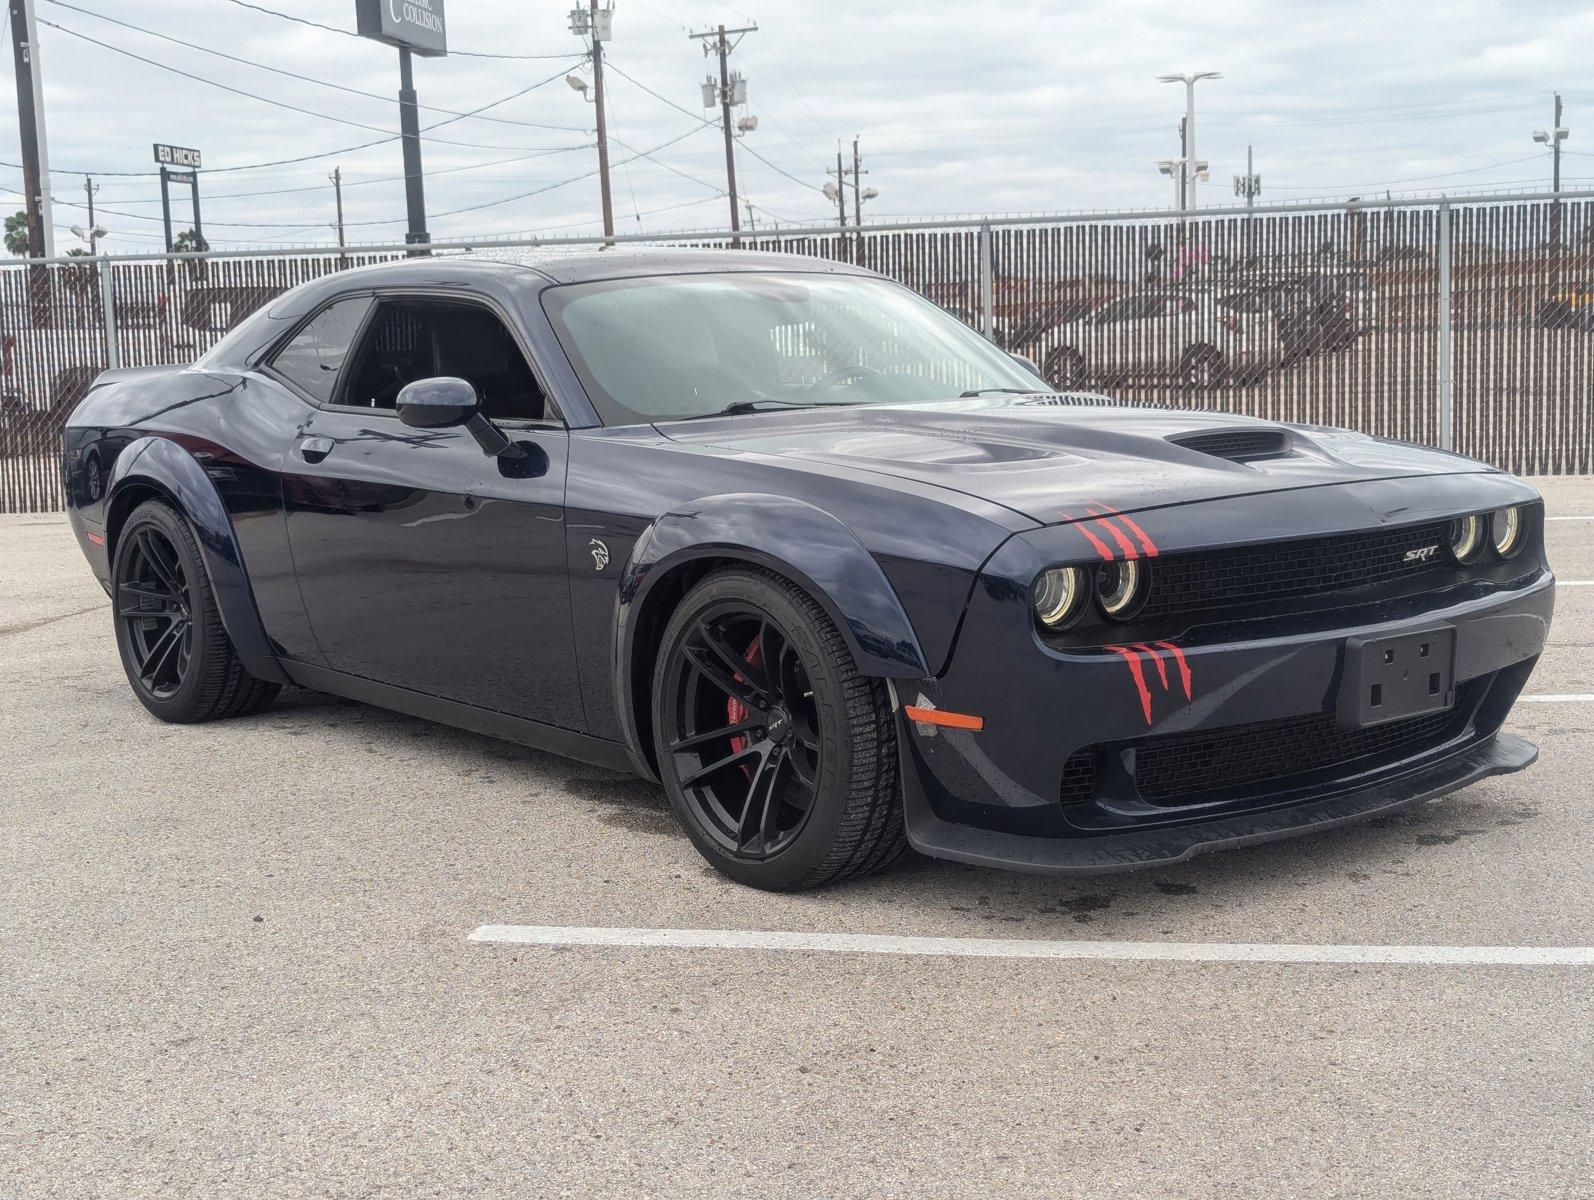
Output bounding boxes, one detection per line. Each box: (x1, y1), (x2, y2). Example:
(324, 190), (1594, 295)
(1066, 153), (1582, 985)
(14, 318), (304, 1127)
(171, 228), (204, 253)
(5, 211), (30, 256)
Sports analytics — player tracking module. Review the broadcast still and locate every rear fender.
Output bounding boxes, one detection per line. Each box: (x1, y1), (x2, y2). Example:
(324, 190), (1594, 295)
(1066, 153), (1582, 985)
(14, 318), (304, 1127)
(104, 435), (288, 684)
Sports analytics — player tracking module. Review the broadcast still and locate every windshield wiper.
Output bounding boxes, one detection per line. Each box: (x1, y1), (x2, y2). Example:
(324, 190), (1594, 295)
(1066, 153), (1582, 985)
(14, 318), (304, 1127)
(675, 398), (862, 420)
(959, 387), (1048, 398)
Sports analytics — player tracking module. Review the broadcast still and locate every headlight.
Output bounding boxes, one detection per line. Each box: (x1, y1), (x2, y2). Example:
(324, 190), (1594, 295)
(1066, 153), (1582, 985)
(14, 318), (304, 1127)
(1095, 559), (1147, 620)
(1034, 566), (1088, 629)
(1489, 505), (1524, 558)
(1447, 514), (1486, 564)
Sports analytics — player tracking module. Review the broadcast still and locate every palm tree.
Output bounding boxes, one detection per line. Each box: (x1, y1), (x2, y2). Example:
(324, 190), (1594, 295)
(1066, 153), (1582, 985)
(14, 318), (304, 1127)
(5, 211), (30, 255)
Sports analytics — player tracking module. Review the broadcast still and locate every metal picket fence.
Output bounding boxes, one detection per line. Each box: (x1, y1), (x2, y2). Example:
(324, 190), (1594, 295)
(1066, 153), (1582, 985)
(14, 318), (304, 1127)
(3, 191), (1593, 513)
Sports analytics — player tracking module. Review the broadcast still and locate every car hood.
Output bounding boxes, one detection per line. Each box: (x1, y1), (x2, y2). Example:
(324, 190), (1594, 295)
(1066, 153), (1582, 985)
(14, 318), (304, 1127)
(654, 397), (1496, 525)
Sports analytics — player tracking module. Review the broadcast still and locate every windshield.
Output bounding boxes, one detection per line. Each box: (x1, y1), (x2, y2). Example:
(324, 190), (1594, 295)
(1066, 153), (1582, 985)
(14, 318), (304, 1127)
(542, 271), (1044, 425)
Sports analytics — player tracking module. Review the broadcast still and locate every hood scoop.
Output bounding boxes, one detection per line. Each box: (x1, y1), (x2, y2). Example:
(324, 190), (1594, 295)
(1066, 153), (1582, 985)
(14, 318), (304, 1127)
(1013, 391), (1160, 410)
(1168, 427), (1292, 463)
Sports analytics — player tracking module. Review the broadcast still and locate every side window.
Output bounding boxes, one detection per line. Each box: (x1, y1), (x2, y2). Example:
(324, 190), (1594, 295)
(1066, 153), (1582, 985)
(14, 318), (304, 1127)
(268, 296), (369, 402)
(339, 298), (547, 422)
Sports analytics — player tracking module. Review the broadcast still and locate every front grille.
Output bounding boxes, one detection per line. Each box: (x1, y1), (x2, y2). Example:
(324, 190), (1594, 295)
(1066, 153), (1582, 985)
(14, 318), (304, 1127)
(1058, 747), (1099, 806)
(1132, 691), (1474, 803)
(1137, 520), (1453, 620)
(1169, 428), (1290, 461)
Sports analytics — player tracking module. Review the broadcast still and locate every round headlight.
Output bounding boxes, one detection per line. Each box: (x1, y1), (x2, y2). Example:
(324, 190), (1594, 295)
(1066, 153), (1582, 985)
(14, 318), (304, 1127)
(1489, 506), (1524, 559)
(1447, 514), (1486, 564)
(1034, 566), (1088, 629)
(1095, 559), (1147, 620)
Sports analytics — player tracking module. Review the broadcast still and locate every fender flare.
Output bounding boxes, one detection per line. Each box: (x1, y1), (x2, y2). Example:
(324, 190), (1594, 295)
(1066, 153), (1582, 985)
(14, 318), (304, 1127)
(104, 435), (289, 684)
(613, 493), (930, 770)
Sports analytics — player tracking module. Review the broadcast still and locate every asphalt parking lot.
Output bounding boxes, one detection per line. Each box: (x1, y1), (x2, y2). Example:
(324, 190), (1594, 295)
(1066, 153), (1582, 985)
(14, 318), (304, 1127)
(3, 481), (1591, 1199)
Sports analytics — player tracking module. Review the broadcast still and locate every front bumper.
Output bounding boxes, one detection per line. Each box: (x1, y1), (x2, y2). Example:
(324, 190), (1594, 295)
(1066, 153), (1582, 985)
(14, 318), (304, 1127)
(903, 728), (1536, 875)
(897, 512), (1553, 874)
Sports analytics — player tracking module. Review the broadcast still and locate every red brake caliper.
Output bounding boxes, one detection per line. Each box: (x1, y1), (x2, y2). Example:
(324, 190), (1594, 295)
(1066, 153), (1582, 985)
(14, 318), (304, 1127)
(726, 635), (764, 774)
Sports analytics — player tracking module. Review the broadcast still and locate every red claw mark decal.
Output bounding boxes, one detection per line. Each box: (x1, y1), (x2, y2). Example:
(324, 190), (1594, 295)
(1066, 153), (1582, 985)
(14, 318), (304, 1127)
(1153, 640), (1194, 700)
(1132, 641), (1168, 689)
(1085, 499), (1159, 558)
(1091, 513), (1140, 560)
(1106, 641), (1196, 725)
(1104, 645), (1154, 725)
(1059, 511), (1114, 561)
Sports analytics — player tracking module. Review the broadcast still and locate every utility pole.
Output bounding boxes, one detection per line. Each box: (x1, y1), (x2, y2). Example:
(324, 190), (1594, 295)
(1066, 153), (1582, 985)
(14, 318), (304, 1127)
(8, 0), (54, 258)
(83, 175), (99, 252)
(851, 136), (865, 228)
(691, 22), (757, 247)
(1534, 94), (1570, 249)
(397, 47), (428, 249)
(570, 3), (615, 239)
(330, 167), (346, 248)
(834, 149), (847, 227)
(1177, 118), (1188, 213)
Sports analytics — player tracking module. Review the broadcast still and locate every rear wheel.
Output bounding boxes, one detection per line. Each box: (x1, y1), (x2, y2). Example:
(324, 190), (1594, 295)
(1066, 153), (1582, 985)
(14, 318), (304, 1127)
(653, 568), (906, 890)
(112, 499), (280, 723)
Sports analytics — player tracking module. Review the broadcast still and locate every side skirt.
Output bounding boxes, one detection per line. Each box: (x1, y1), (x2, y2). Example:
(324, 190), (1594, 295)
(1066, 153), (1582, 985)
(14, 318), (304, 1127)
(280, 659), (637, 775)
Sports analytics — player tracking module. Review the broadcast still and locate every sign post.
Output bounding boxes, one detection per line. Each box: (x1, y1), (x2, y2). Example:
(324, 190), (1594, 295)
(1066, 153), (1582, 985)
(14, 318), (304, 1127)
(153, 143), (205, 254)
(355, 0), (448, 250)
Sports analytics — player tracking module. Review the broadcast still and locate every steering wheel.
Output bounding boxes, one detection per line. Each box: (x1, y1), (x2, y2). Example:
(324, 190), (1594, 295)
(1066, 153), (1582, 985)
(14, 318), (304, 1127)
(810, 364), (881, 391)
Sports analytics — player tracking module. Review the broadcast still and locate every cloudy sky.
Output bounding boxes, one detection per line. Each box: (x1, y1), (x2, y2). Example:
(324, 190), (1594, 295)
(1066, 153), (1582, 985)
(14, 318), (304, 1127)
(3, 0), (1591, 253)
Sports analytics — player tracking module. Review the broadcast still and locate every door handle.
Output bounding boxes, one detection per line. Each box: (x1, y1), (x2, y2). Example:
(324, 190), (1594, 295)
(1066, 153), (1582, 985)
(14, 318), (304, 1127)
(297, 435), (335, 464)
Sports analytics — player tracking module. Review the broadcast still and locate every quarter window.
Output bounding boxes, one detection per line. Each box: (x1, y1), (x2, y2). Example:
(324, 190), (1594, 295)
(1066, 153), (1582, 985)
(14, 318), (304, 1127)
(268, 296), (369, 403)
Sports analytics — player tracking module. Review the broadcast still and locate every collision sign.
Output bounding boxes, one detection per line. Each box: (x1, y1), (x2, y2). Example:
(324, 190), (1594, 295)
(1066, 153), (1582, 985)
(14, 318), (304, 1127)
(355, 0), (448, 57)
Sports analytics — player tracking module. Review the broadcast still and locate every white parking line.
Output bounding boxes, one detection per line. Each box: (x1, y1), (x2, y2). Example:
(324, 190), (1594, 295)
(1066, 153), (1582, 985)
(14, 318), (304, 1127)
(1547, 515), (1594, 521)
(1520, 694), (1594, 703)
(1558, 581), (1594, 586)
(467, 925), (1592, 967)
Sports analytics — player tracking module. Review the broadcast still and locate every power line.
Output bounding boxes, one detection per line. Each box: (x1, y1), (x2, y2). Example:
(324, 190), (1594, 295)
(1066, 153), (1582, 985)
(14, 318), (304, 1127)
(605, 57), (824, 195)
(216, 0), (579, 60)
(37, 17), (582, 150)
(74, 145), (595, 207)
(42, 0), (585, 131)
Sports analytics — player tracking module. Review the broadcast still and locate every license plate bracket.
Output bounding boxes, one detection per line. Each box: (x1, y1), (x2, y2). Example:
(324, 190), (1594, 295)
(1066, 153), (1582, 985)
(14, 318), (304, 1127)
(1337, 626), (1457, 729)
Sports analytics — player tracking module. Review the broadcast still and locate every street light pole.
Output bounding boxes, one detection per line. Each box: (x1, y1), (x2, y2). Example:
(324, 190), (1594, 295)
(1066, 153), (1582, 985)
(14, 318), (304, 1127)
(1533, 94), (1569, 249)
(1157, 70), (1221, 209)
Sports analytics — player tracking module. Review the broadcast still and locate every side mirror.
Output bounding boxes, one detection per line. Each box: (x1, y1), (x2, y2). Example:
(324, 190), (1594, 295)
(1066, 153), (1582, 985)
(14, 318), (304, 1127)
(396, 376), (479, 428)
(1008, 352), (1042, 376)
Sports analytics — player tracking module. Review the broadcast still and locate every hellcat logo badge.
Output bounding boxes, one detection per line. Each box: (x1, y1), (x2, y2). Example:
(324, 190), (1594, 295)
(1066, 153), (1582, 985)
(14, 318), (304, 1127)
(1403, 545), (1440, 563)
(588, 538), (610, 571)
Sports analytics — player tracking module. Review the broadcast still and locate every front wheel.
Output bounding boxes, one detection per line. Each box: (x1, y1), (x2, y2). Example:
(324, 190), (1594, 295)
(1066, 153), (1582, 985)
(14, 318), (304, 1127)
(652, 568), (906, 890)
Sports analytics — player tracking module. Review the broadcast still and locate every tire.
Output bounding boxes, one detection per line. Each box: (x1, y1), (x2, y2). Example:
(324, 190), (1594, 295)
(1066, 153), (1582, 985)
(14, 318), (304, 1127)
(111, 499), (280, 724)
(1044, 347), (1086, 390)
(1180, 345), (1228, 391)
(652, 567), (906, 890)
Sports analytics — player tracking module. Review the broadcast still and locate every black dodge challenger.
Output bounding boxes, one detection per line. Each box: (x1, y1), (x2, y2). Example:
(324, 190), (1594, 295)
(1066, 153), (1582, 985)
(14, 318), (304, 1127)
(62, 248), (1554, 890)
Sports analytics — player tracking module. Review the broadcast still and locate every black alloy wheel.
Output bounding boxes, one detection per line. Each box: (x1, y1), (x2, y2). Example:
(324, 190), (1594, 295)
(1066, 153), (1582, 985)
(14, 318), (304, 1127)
(118, 524), (195, 699)
(653, 568), (906, 890)
(666, 600), (823, 860)
(111, 499), (280, 723)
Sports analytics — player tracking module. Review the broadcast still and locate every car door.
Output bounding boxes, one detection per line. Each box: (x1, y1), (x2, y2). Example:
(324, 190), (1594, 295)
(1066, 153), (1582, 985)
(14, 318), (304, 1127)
(269, 289), (582, 730)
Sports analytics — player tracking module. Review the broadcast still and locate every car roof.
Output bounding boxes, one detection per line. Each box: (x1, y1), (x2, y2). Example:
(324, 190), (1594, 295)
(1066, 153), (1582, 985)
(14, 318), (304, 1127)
(307, 244), (883, 290)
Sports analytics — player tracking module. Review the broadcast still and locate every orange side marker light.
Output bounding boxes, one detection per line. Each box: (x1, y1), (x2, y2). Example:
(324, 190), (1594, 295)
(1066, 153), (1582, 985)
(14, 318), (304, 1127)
(903, 705), (985, 732)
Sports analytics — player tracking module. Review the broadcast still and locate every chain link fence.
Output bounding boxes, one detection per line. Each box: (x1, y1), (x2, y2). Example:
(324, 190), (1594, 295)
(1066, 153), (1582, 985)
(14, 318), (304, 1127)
(3, 193), (1591, 512)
